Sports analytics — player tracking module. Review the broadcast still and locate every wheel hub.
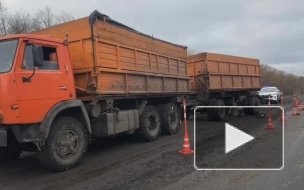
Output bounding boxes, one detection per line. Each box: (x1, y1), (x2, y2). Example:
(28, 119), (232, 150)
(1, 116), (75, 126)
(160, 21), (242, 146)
(168, 107), (177, 126)
(147, 115), (157, 131)
(56, 130), (79, 158)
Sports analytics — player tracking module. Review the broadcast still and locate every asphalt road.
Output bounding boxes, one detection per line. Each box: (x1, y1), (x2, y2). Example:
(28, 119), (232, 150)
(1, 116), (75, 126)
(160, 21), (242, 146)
(0, 96), (303, 190)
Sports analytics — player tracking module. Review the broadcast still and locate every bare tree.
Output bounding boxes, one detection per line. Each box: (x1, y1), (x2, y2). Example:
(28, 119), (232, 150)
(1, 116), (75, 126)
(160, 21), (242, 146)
(187, 48), (200, 56)
(260, 64), (304, 95)
(31, 7), (75, 32)
(56, 10), (75, 24)
(7, 9), (34, 34)
(0, 0), (5, 13)
(34, 6), (57, 29)
(0, 0), (8, 36)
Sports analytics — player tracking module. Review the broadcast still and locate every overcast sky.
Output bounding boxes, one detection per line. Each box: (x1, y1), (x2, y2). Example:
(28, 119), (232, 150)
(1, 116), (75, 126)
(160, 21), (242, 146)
(3, 0), (304, 76)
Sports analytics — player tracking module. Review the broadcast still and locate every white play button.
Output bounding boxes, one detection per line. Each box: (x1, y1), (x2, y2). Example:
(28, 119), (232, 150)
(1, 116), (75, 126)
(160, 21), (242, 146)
(225, 123), (255, 154)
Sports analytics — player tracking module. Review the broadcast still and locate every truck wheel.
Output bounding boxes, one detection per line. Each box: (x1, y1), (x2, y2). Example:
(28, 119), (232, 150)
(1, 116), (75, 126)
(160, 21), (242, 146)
(248, 97), (261, 115)
(0, 131), (22, 161)
(137, 106), (161, 141)
(242, 97), (250, 115)
(213, 99), (226, 121)
(157, 103), (180, 135)
(37, 117), (88, 172)
(206, 99), (216, 121)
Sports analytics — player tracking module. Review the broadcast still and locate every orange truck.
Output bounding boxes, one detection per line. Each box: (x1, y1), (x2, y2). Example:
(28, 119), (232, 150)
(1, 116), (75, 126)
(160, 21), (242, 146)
(0, 10), (190, 171)
(184, 52), (262, 120)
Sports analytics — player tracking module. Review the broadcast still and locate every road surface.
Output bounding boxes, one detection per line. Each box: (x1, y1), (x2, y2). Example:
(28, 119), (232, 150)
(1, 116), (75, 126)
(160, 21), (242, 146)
(0, 97), (303, 190)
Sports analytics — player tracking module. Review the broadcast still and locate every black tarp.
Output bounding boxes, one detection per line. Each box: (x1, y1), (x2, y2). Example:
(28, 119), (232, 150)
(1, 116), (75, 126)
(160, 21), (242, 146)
(88, 10), (186, 49)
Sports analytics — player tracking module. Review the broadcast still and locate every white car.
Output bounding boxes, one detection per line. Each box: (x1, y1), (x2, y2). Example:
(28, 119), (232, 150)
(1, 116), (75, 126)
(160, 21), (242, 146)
(258, 86), (281, 104)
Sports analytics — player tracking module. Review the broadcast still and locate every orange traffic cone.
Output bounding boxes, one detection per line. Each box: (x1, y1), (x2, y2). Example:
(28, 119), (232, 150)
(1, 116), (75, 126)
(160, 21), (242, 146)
(279, 91), (286, 122)
(266, 94), (275, 130)
(292, 106), (298, 116)
(295, 93), (298, 107)
(266, 115), (275, 130)
(298, 103), (302, 111)
(179, 100), (194, 155)
(292, 94), (299, 116)
(298, 92), (303, 111)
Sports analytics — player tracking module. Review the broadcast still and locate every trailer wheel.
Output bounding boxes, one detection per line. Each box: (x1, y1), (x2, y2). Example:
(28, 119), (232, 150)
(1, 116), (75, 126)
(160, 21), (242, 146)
(213, 99), (226, 121)
(137, 106), (161, 141)
(0, 131), (22, 161)
(206, 99), (216, 121)
(248, 97), (261, 115)
(157, 103), (180, 135)
(37, 116), (88, 172)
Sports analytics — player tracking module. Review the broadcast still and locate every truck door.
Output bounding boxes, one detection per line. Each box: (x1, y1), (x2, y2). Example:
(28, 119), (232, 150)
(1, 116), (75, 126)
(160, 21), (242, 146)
(15, 40), (72, 124)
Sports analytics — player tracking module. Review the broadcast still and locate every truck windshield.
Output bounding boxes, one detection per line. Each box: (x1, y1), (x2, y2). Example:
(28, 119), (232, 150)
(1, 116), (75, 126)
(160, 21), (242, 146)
(0, 39), (19, 73)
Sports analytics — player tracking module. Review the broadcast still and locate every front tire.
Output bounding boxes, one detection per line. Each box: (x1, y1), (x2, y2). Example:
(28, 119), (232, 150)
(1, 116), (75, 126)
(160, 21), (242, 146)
(37, 117), (88, 172)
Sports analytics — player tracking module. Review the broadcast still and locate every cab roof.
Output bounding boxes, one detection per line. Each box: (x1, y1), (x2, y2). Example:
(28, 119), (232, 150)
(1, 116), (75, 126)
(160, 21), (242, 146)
(0, 34), (64, 44)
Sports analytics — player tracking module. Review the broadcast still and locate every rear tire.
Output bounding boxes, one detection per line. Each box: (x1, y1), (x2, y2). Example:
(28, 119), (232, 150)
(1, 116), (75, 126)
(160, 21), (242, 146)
(37, 117), (88, 172)
(206, 99), (216, 121)
(157, 103), (181, 135)
(0, 131), (22, 162)
(136, 106), (161, 141)
(213, 99), (226, 121)
(248, 97), (261, 115)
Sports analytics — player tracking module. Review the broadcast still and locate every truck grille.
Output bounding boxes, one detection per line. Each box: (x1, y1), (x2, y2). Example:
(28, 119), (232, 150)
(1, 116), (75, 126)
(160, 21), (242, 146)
(260, 95), (270, 98)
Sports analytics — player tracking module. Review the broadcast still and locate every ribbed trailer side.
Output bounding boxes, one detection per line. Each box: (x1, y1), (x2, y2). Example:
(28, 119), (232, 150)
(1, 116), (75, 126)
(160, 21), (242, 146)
(31, 10), (190, 99)
(187, 52), (261, 95)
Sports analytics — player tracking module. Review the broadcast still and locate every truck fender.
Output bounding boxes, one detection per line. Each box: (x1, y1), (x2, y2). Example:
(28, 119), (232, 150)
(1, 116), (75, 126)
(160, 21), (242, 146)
(38, 99), (91, 141)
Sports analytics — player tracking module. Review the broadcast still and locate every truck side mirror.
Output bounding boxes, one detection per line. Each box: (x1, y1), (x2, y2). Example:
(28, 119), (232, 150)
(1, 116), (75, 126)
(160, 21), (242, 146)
(33, 46), (43, 67)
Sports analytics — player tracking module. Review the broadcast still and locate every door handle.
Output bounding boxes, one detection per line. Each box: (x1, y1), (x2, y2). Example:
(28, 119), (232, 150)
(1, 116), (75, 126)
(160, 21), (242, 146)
(59, 86), (68, 90)
(65, 64), (69, 74)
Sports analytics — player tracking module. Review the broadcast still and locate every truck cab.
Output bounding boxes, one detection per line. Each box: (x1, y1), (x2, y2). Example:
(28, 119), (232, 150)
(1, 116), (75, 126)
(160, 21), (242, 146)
(0, 35), (76, 125)
(0, 34), (92, 170)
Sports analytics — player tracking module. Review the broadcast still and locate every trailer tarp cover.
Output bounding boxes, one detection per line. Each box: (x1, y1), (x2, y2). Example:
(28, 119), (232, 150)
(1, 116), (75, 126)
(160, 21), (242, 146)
(88, 10), (186, 48)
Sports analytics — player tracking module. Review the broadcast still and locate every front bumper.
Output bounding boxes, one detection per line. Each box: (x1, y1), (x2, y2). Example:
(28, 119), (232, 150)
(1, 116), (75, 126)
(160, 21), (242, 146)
(0, 129), (7, 147)
(259, 94), (278, 102)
